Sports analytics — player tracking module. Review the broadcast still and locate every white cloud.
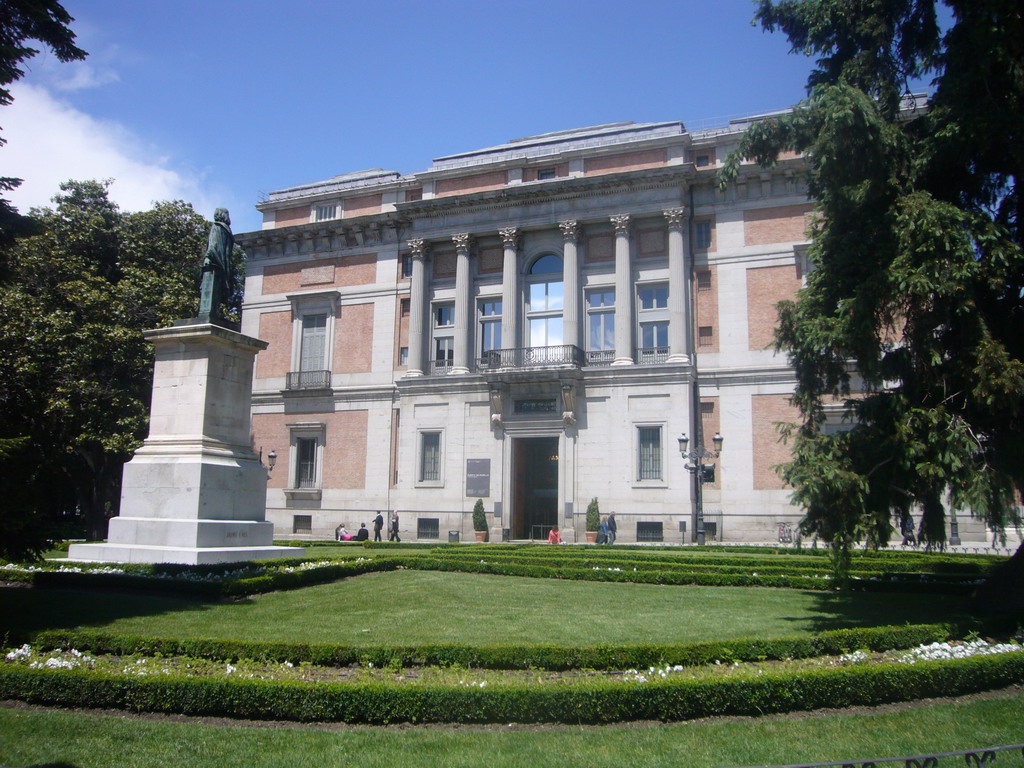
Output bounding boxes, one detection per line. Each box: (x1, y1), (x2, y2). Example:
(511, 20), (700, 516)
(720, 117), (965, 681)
(49, 62), (121, 92)
(2, 83), (227, 217)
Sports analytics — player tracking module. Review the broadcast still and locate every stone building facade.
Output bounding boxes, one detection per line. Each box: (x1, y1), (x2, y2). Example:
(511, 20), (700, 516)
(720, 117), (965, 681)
(237, 117), (987, 544)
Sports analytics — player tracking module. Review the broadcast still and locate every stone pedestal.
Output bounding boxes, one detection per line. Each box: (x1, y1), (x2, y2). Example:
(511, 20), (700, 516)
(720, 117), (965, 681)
(69, 323), (303, 564)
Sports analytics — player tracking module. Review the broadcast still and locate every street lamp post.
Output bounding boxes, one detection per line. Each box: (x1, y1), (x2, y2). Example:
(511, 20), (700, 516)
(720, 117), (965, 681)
(678, 432), (723, 545)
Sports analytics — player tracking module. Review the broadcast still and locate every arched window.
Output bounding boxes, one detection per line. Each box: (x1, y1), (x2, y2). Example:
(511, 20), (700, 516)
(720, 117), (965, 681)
(526, 254), (563, 347)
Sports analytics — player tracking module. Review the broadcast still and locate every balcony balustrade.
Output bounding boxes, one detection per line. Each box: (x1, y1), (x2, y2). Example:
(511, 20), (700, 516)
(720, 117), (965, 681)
(585, 349), (615, 366)
(636, 346), (670, 365)
(427, 359), (454, 375)
(286, 369), (332, 390)
(477, 344), (585, 372)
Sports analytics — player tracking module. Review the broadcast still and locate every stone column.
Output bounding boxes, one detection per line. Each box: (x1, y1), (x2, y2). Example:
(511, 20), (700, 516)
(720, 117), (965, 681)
(500, 227), (520, 350)
(560, 220), (581, 350)
(665, 207), (691, 363)
(406, 238), (428, 377)
(452, 232), (472, 374)
(611, 214), (634, 365)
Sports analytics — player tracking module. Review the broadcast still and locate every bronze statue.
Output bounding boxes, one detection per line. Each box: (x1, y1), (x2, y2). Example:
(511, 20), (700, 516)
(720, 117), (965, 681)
(199, 207), (233, 322)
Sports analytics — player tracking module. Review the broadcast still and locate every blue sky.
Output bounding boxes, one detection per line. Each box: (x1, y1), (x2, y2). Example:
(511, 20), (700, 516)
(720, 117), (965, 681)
(6, 0), (818, 233)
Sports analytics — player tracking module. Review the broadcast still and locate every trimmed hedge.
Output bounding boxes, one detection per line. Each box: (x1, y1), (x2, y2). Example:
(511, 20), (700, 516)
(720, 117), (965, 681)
(1, 652), (1021, 724)
(31, 623), (964, 671)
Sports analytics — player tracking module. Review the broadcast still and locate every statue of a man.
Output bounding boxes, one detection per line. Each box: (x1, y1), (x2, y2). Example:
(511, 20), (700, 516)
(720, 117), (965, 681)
(199, 207), (234, 322)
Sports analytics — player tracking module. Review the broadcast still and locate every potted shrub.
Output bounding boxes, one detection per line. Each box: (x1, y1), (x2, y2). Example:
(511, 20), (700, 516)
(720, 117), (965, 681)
(586, 497), (600, 543)
(472, 498), (488, 542)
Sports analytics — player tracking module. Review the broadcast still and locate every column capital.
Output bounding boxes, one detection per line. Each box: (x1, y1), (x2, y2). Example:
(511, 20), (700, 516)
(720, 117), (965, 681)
(611, 214), (631, 235)
(499, 227), (520, 249)
(408, 238), (429, 258)
(452, 232), (472, 254)
(558, 220), (580, 242)
(663, 207), (688, 230)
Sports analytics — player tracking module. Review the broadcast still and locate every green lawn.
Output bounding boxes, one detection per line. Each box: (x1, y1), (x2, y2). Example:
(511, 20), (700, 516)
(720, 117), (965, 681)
(2, 691), (1021, 768)
(2, 569), (969, 644)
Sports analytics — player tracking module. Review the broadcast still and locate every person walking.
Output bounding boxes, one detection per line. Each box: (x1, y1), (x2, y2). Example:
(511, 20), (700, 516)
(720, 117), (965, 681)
(389, 509), (401, 542)
(606, 512), (617, 545)
(597, 516), (609, 545)
(373, 511), (384, 542)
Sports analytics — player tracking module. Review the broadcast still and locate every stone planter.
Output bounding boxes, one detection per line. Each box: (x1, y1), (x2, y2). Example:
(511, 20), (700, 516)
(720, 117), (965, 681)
(475, 530), (488, 543)
(586, 531), (598, 544)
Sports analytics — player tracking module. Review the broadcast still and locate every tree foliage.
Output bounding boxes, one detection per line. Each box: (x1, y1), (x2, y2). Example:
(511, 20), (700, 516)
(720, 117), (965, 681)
(0, 181), (241, 559)
(720, 0), (1024, 589)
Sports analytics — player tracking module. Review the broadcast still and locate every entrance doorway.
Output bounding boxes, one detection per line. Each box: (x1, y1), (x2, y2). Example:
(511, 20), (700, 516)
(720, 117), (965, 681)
(511, 436), (559, 540)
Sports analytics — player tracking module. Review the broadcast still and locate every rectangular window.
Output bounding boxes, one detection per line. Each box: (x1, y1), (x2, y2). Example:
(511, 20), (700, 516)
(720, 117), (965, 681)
(401, 253), (413, 278)
(639, 321), (669, 348)
(434, 336), (453, 363)
(295, 437), (317, 488)
(400, 298), (410, 317)
(420, 432), (441, 482)
(536, 167), (556, 180)
(636, 521), (664, 542)
(637, 426), (662, 480)
(300, 314), (328, 372)
(698, 326), (714, 347)
(695, 154), (711, 167)
(695, 220), (713, 250)
(479, 299), (502, 354)
(399, 346), (409, 366)
(696, 270), (712, 292)
(434, 304), (454, 328)
(638, 285), (668, 310)
(417, 517), (440, 540)
(314, 204), (337, 222)
(586, 289), (615, 354)
(292, 515), (312, 534)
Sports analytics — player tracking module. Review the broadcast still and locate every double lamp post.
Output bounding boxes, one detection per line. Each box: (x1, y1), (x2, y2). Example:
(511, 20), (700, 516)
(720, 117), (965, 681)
(678, 431), (723, 545)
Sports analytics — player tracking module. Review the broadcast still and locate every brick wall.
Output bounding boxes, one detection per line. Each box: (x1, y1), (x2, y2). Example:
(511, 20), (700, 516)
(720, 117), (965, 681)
(746, 264), (802, 350)
(274, 205), (309, 228)
(436, 170), (507, 197)
(262, 253), (377, 295)
(478, 245), (503, 274)
(751, 394), (799, 489)
(343, 193), (383, 217)
(637, 225), (667, 259)
(433, 248), (456, 279)
(694, 265), (719, 353)
(744, 204), (813, 246)
(405, 188), (423, 202)
(256, 311), (292, 379)
(251, 413), (290, 489)
(323, 410), (368, 489)
(584, 233), (614, 264)
(251, 410), (369, 491)
(584, 148), (667, 176)
(335, 303), (373, 373)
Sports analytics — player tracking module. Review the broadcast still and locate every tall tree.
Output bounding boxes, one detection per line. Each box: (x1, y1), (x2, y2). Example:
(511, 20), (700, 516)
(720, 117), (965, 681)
(721, 0), (1024, 605)
(0, 181), (234, 557)
(0, 0), (86, 249)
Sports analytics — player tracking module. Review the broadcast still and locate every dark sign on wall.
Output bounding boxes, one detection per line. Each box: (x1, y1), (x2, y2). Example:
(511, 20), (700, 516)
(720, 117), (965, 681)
(466, 459), (491, 498)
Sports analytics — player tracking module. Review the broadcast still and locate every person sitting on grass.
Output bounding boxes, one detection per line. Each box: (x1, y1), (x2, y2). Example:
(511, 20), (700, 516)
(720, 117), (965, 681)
(548, 526), (562, 544)
(354, 523), (369, 542)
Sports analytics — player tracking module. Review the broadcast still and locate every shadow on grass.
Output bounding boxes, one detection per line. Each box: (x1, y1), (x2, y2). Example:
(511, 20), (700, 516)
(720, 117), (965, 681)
(784, 589), (972, 634)
(0, 584), (247, 643)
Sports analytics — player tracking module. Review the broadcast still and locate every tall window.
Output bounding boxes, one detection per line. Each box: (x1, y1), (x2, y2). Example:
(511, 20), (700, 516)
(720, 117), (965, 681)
(479, 299), (502, 354)
(420, 431), (441, 482)
(637, 426), (662, 480)
(586, 288), (615, 362)
(637, 284), (669, 361)
(526, 254), (563, 347)
(300, 314), (328, 371)
(432, 303), (454, 371)
(695, 220), (713, 250)
(295, 437), (318, 488)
